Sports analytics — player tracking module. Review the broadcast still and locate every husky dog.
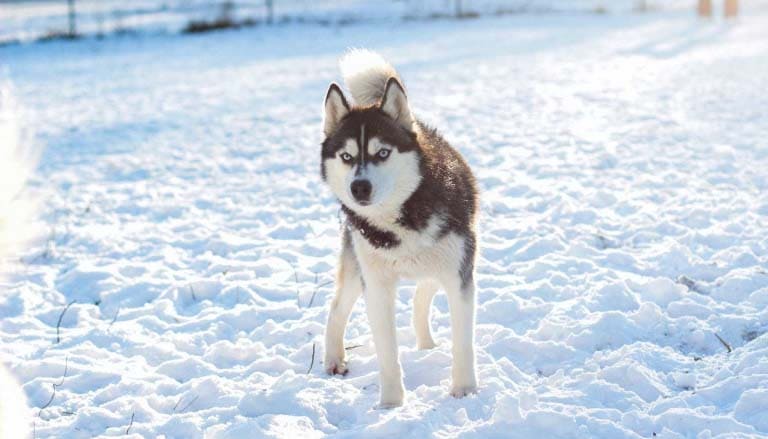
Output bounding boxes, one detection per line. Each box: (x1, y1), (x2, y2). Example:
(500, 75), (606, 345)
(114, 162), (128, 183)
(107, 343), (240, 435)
(321, 50), (479, 408)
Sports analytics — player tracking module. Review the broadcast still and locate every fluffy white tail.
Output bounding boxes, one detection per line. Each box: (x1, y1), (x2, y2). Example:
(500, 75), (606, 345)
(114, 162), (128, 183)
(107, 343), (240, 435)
(0, 82), (34, 439)
(340, 49), (403, 107)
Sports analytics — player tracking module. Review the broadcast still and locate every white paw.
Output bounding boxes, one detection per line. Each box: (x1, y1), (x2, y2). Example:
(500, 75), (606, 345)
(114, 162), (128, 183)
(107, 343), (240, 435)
(375, 400), (403, 410)
(450, 385), (478, 398)
(376, 383), (404, 408)
(324, 357), (348, 376)
(416, 339), (437, 350)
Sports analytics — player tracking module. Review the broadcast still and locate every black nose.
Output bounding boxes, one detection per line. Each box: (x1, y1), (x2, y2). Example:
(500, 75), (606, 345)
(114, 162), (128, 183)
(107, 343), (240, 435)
(351, 179), (372, 203)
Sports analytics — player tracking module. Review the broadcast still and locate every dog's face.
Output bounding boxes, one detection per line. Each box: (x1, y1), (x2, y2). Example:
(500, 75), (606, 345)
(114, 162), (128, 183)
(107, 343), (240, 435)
(321, 79), (422, 217)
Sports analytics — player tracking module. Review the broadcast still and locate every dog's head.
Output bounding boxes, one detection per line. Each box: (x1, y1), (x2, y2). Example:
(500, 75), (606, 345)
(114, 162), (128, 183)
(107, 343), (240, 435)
(321, 78), (422, 217)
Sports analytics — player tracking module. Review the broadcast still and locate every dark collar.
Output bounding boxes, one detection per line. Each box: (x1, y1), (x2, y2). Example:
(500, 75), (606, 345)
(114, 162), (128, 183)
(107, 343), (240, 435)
(340, 205), (400, 249)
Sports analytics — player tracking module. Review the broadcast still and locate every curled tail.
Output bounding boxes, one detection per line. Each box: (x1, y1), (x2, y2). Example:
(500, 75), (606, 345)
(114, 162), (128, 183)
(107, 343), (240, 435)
(339, 49), (403, 107)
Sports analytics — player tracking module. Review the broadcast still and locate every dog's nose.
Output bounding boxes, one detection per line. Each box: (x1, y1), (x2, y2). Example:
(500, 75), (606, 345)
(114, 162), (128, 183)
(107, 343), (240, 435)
(350, 179), (372, 203)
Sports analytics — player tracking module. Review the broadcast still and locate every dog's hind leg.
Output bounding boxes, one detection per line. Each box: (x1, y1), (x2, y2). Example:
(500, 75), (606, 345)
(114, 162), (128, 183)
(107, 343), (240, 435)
(443, 275), (478, 398)
(324, 231), (362, 376)
(413, 280), (439, 350)
(441, 234), (478, 398)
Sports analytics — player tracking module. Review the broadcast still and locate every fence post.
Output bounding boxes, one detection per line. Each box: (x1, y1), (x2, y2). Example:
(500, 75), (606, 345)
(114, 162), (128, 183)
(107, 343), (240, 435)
(697, 0), (712, 17)
(455, 0), (462, 18)
(67, 0), (77, 37)
(266, 0), (274, 24)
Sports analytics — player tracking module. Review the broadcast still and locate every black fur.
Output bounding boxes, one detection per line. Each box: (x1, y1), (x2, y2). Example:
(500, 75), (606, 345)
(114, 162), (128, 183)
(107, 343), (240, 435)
(459, 233), (476, 292)
(397, 121), (477, 237)
(404, 121), (478, 291)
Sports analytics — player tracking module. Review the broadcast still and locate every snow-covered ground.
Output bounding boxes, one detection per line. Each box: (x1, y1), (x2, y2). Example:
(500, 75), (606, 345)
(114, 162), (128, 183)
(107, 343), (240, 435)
(1, 8), (768, 438)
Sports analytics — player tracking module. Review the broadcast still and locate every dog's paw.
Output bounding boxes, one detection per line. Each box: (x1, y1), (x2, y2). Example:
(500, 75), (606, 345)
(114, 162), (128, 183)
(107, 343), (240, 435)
(416, 339), (437, 350)
(324, 358), (348, 376)
(450, 385), (478, 398)
(375, 384), (404, 409)
(374, 400), (403, 410)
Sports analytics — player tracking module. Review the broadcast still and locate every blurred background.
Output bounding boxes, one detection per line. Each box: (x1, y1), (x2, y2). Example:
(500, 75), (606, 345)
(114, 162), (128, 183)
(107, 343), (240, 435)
(2, 0), (763, 45)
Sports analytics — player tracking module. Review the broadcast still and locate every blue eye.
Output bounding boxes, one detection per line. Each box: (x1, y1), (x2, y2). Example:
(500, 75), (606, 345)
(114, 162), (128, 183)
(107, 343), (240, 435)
(340, 153), (353, 162)
(377, 149), (390, 159)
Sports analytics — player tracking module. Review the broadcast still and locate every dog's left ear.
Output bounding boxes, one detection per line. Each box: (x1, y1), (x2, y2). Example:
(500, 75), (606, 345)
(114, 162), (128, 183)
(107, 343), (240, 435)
(380, 77), (413, 131)
(324, 83), (350, 137)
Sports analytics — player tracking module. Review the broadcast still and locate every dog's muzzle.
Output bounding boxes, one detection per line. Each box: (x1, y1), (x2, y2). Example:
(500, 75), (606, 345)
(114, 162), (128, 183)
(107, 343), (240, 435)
(351, 179), (372, 205)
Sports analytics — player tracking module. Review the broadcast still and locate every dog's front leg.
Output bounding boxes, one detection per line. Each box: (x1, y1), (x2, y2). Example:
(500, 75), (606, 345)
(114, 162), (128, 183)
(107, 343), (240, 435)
(324, 232), (362, 376)
(361, 267), (404, 408)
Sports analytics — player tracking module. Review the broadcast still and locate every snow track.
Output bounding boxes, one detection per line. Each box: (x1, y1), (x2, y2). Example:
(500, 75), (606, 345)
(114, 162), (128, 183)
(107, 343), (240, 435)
(1, 11), (767, 438)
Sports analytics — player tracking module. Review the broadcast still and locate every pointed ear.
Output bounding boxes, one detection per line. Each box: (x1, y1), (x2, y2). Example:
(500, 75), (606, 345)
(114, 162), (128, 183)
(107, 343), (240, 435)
(323, 83), (350, 137)
(379, 77), (413, 131)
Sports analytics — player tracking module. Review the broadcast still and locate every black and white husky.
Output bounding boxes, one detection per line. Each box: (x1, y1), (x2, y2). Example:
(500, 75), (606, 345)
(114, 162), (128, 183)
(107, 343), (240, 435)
(321, 50), (479, 408)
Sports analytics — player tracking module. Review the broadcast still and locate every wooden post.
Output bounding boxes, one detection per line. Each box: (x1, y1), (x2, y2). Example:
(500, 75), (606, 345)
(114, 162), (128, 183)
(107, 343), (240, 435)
(456, 0), (462, 18)
(67, 0), (76, 37)
(266, 0), (274, 24)
(725, 0), (738, 17)
(220, 0), (234, 22)
(697, 0), (712, 17)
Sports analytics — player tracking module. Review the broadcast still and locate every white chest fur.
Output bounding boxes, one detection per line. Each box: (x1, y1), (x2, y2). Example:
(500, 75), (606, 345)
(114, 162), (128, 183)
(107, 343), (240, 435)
(350, 213), (466, 281)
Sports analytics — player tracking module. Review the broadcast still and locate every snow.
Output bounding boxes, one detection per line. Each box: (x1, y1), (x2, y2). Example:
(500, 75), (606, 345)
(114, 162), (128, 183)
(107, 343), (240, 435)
(1, 7), (768, 439)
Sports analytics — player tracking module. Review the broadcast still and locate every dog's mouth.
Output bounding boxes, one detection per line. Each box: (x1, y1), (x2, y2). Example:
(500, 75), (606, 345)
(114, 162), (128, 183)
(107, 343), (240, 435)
(346, 189), (375, 207)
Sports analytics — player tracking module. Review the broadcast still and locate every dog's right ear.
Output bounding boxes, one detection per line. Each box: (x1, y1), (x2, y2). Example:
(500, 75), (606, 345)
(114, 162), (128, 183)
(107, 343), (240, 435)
(323, 83), (350, 137)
